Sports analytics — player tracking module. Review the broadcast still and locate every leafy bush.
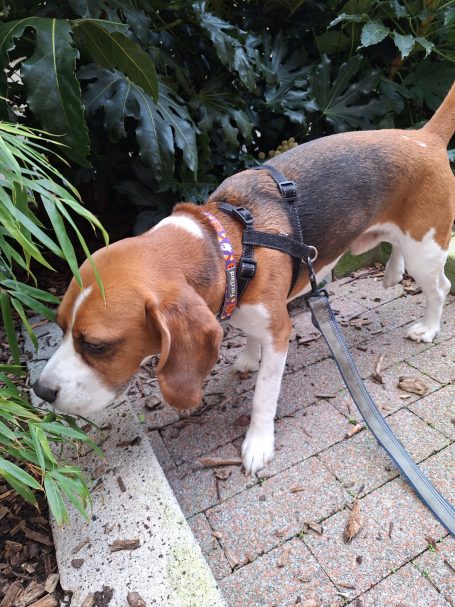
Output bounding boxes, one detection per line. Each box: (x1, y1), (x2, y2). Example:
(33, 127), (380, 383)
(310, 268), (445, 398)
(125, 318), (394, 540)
(0, 122), (108, 524)
(0, 0), (453, 232)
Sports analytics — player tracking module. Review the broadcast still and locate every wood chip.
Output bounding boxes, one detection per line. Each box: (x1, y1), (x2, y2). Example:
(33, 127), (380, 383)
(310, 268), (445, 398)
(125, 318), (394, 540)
(397, 376), (429, 396)
(214, 468), (231, 481)
(211, 531), (223, 539)
(356, 344), (368, 352)
(110, 539), (140, 552)
(127, 592), (146, 607)
(277, 546), (290, 568)
(198, 456), (242, 468)
(71, 558), (84, 569)
(304, 521), (323, 536)
(80, 594), (95, 607)
(346, 423), (363, 438)
(27, 597), (57, 607)
(15, 581), (46, 607)
(116, 436), (141, 447)
(343, 499), (363, 543)
(23, 528), (53, 546)
(117, 476), (126, 492)
(224, 546), (239, 569)
(398, 393), (412, 400)
(44, 574), (59, 594)
(92, 464), (108, 480)
(144, 395), (162, 410)
(0, 581), (22, 607)
(375, 352), (385, 375)
(314, 393), (336, 399)
(274, 527), (290, 538)
(301, 600), (320, 607)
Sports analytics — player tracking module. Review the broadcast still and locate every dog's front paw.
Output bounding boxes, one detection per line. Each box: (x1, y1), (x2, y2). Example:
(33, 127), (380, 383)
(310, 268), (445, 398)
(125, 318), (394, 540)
(241, 427), (274, 476)
(233, 350), (260, 374)
(406, 322), (438, 343)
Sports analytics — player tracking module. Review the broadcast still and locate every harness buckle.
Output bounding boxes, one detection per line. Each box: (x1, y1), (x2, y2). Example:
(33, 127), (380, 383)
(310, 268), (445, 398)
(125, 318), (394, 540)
(237, 258), (257, 279)
(232, 206), (254, 227)
(278, 181), (297, 201)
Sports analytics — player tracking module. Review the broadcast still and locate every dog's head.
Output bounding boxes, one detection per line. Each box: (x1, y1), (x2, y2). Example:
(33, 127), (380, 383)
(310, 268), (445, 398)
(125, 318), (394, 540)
(33, 238), (223, 416)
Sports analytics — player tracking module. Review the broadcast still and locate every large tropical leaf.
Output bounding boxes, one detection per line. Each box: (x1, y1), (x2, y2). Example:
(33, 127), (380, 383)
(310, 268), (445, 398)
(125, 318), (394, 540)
(74, 19), (158, 99)
(191, 76), (255, 151)
(308, 54), (388, 132)
(259, 32), (315, 125)
(193, 1), (258, 92)
(80, 65), (198, 182)
(0, 17), (90, 166)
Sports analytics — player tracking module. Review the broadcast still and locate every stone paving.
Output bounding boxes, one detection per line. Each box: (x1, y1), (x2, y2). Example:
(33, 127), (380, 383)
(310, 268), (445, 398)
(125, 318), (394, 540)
(128, 271), (455, 607)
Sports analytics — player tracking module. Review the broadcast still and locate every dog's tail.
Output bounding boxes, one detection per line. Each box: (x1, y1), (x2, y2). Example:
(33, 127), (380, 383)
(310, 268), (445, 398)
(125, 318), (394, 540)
(421, 80), (455, 146)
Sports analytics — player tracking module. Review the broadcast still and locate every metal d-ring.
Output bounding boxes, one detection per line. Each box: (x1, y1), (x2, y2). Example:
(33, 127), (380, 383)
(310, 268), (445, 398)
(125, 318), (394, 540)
(308, 245), (318, 262)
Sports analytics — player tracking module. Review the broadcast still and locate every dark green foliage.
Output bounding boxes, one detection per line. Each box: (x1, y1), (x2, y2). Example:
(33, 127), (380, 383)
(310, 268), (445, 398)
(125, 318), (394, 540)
(1, 0), (454, 229)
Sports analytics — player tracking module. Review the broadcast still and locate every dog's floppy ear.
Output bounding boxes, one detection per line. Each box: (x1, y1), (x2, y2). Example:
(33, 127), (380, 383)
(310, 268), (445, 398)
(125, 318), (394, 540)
(146, 285), (223, 409)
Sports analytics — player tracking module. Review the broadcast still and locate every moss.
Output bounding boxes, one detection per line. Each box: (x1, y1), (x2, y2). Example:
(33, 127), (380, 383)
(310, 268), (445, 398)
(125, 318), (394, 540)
(333, 243), (391, 279)
(444, 234), (455, 295)
(166, 544), (225, 607)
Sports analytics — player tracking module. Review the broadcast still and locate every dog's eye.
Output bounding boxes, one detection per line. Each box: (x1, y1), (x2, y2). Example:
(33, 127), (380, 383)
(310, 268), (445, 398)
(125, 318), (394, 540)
(81, 341), (108, 354)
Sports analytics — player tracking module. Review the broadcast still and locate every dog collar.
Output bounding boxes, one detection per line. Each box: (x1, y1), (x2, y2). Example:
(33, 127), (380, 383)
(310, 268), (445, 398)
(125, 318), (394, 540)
(202, 211), (237, 322)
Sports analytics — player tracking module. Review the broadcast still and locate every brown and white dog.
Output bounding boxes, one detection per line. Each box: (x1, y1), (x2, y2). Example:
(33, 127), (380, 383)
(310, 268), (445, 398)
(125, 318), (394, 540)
(34, 82), (455, 475)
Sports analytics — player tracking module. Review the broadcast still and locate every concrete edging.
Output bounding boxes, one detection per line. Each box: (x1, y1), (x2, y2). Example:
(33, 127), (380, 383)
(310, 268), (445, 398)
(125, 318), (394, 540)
(24, 320), (226, 607)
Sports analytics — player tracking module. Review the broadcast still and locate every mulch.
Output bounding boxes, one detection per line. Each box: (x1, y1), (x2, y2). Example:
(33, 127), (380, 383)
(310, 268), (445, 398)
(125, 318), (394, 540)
(0, 484), (65, 607)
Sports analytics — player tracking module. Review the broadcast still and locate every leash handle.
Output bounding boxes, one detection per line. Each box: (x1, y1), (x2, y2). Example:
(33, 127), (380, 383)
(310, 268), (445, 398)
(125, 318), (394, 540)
(307, 291), (455, 536)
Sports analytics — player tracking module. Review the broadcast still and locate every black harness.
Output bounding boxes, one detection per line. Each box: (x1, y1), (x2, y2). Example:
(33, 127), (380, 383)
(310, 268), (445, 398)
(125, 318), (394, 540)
(218, 164), (455, 537)
(219, 164), (317, 299)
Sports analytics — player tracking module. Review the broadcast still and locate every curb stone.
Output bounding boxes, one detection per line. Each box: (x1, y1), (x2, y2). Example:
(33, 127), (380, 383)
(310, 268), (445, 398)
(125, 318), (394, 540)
(24, 320), (227, 607)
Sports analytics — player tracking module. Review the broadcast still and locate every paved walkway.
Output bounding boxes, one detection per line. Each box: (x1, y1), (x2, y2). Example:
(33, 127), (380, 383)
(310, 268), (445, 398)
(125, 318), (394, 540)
(129, 271), (454, 607)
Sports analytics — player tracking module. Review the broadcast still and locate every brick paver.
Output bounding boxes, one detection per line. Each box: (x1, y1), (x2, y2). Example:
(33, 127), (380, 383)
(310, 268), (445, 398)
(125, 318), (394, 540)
(139, 274), (454, 607)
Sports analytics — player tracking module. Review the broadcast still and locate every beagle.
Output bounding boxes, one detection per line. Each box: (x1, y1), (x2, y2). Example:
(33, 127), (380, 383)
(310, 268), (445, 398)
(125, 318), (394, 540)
(34, 82), (455, 475)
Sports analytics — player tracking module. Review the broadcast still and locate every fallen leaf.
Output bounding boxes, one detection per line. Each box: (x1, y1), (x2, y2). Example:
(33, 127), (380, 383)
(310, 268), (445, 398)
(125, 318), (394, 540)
(370, 372), (384, 385)
(214, 468), (231, 480)
(71, 558), (84, 569)
(290, 485), (305, 493)
(72, 537), (90, 554)
(277, 546), (290, 568)
(346, 423), (363, 438)
(144, 395), (162, 410)
(224, 546), (239, 569)
(117, 476), (126, 492)
(301, 600), (319, 607)
(211, 531), (223, 539)
(343, 499), (363, 543)
(233, 414), (250, 426)
(110, 539), (140, 552)
(397, 376), (429, 396)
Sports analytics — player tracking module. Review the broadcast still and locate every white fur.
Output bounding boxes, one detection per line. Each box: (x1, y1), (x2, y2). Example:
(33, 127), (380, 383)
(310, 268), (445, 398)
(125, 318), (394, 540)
(287, 258), (341, 301)
(152, 215), (203, 239)
(360, 223), (449, 342)
(231, 304), (288, 475)
(38, 287), (117, 415)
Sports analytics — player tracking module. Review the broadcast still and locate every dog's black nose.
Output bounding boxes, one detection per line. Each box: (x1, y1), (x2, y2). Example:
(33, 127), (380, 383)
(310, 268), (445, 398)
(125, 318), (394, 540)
(32, 381), (58, 404)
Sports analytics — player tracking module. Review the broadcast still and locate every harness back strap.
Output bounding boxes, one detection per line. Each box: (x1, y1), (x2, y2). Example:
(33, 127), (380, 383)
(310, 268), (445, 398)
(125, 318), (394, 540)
(252, 164), (304, 292)
(307, 290), (455, 537)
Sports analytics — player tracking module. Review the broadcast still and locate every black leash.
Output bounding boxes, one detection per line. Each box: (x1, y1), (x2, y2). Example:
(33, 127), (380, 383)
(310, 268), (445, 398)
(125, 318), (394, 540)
(219, 163), (455, 537)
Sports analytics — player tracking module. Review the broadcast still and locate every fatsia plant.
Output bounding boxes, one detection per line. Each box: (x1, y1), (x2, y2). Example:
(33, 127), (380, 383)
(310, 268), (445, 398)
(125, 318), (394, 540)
(0, 122), (108, 524)
(0, 0), (453, 232)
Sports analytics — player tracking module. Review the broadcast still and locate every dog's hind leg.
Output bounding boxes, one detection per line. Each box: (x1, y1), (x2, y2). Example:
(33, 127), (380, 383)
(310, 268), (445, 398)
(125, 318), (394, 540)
(383, 246), (405, 288)
(402, 231), (450, 343)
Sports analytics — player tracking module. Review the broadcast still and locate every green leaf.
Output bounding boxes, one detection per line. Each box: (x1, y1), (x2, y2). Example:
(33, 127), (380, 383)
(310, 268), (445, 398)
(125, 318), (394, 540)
(389, 0), (408, 17)
(415, 37), (434, 58)
(10, 297), (38, 351)
(2, 280), (60, 303)
(329, 13), (365, 28)
(405, 62), (455, 110)
(259, 32), (313, 125)
(392, 33), (415, 58)
(44, 475), (68, 525)
(68, 0), (103, 18)
(80, 66), (198, 182)
(29, 423), (46, 472)
(0, 292), (20, 364)
(194, 1), (258, 92)
(0, 17), (90, 166)
(445, 7), (455, 26)
(0, 457), (41, 489)
(1, 471), (38, 505)
(9, 290), (56, 321)
(360, 21), (389, 47)
(74, 20), (158, 100)
(309, 55), (386, 132)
